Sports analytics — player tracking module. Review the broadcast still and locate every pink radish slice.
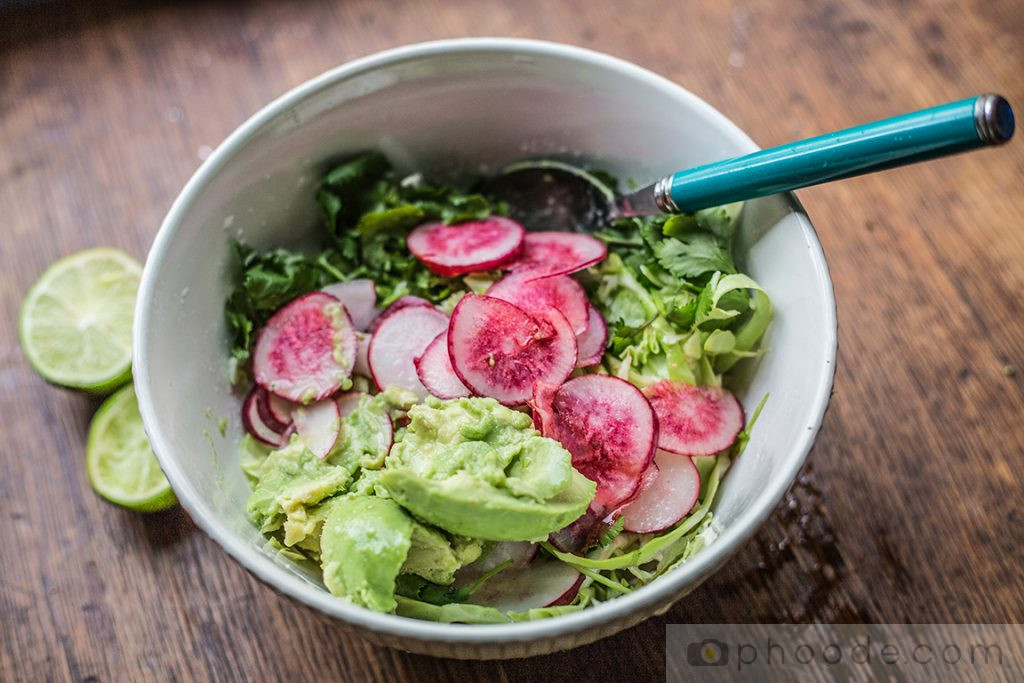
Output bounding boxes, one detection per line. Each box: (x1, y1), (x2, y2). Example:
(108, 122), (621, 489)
(448, 295), (577, 405)
(507, 231), (608, 279)
(242, 387), (288, 447)
(407, 217), (525, 277)
(486, 274), (590, 336)
(643, 380), (744, 456)
(575, 304), (608, 367)
(321, 279), (378, 330)
(620, 451), (700, 533)
(292, 399), (342, 460)
(367, 296), (433, 332)
(527, 381), (560, 432)
(353, 332), (371, 377)
(250, 386), (290, 434)
(369, 306), (449, 399)
(460, 556), (583, 612)
(547, 511), (606, 553)
(335, 391), (364, 417)
(266, 392), (297, 428)
(414, 331), (470, 399)
(543, 375), (658, 514)
(462, 542), (538, 576)
(252, 291), (357, 403)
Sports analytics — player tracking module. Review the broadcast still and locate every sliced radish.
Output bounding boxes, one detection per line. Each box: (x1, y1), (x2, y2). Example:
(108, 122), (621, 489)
(507, 231), (607, 279)
(527, 380), (560, 432)
(543, 375), (658, 514)
(248, 386), (289, 434)
(353, 332), (371, 378)
(575, 304), (608, 367)
(252, 291), (357, 403)
(266, 391), (297, 428)
(642, 380), (744, 456)
(448, 295), (577, 405)
(407, 216), (525, 277)
(547, 511), (606, 553)
(460, 556), (583, 612)
(620, 450), (700, 534)
(462, 542), (538, 576)
(367, 296), (433, 332)
(414, 331), (470, 399)
(292, 399), (342, 460)
(335, 391), (364, 418)
(368, 306), (449, 399)
(321, 279), (378, 330)
(487, 274), (590, 335)
(242, 386), (288, 447)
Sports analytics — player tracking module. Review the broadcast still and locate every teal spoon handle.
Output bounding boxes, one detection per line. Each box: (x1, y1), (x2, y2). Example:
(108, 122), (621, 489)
(639, 94), (1015, 214)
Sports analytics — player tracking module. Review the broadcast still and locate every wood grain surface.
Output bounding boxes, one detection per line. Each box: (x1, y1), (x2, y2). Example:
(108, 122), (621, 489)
(2, 0), (1022, 680)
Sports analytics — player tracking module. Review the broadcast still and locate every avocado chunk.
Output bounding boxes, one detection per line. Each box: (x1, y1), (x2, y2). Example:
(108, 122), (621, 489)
(319, 496), (413, 613)
(381, 397), (596, 541)
(401, 522), (473, 585)
(246, 439), (350, 545)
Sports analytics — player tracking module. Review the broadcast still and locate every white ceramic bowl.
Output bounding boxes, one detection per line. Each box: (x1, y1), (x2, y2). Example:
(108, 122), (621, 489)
(135, 38), (837, 659)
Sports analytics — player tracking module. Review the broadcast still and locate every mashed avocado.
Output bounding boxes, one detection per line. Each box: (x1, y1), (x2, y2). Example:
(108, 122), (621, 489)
(242, 394), (594, 611)
(246, 439), (350, 545)
(329, 386), (417, 472)
(381, 397), (595, 541)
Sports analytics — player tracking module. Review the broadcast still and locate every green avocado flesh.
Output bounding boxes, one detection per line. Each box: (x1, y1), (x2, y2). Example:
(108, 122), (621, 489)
(243, 395), (595, 611)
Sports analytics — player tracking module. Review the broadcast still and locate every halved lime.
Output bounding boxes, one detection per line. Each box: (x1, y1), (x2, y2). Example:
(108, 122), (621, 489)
(86, 384), (176, 512)
(19, 248), (141, 393)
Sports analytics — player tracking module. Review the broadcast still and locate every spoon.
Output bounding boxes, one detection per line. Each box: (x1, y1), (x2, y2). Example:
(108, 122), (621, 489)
(483, 94), (1014, 231)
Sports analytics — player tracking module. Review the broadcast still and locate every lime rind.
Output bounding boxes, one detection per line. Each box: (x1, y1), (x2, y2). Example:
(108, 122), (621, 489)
(19, 248), (141, 393)
(86, 384), (176, 513)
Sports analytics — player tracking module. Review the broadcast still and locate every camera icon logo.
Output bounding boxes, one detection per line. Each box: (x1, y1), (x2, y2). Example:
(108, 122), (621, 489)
(687, 639), (729, 666)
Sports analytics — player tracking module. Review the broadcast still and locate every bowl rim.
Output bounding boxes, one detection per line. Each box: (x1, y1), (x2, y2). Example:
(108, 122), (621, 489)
(135, 36), (837, 645)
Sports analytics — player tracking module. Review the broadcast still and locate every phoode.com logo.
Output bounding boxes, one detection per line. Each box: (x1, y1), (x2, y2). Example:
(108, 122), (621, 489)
(667, 624), (1022, 679)
(686, 638), (729, 666)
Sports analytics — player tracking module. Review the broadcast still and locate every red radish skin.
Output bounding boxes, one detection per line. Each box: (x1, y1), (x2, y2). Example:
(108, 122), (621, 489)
(507, 231), (608, 280)
(575, 304), (608, 367)
(292, 399), (342, 460)
(368, 306), (449, 399)
(547, 511), (607, 553)
(353, 332), (371, 378)
(266, 392), (297, 428)
(321, 279), (378, 330)
(251, 386), (290, 434)
(407, 217), (525, 277)
(459, 556), (583, 612)
(527, 381), (560, 432)
(620, 451), (700, 533)
(487, 274), (590, 336)
(448, 295), (577, 405)
(252, 291), (357, 403)
(643, 380), (745, 456)
(414, 331), (471, 399)
(242, 387), (288, 447)
(367, 296), (433, 332)
(544, 375), (658, 514)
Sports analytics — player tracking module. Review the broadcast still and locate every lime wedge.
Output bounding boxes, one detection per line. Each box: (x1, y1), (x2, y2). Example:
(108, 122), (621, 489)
(86, 384), (176, 512)
(19, 248), (141, 393)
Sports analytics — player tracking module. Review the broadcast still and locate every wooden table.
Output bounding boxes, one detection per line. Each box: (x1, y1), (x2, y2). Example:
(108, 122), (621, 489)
(2, 0), (1022, 679)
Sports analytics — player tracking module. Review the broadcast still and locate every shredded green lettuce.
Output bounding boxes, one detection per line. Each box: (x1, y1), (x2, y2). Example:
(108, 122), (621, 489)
(225, 152), (504, 363)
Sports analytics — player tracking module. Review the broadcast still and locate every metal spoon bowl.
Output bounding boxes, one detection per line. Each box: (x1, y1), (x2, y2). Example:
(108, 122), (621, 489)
(484, 94), (1014, 232)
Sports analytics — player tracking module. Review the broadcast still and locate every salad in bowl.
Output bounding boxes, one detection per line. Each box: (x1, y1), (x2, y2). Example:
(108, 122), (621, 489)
(227, 151), (771, 622)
